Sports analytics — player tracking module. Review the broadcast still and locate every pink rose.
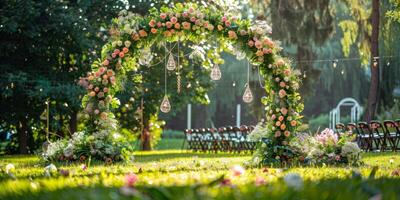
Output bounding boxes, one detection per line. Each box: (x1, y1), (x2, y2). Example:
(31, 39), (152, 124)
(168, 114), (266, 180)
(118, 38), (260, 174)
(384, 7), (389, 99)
(278, 116), (284, 121)
(271, 114), (276, 120)
(125, 173), (138, 187)
(255, 40), (262, 49)
(225, 20), (231, 27)
(119, 52), (125, 58)
(166, 21), (172, 28)
(256, 50), (264, 57)
(123, 47), (129, 53)
(231, 165), (245, 176)
(221, 16), (227, 22)
(291, 120), (297, 126)
(170, 17), (177, 24)
(280, 124), (286, 130)
(275, 121), (281, 127)
(275, 131), (281, 137)
(94, 109), (100, 114)
(281, 108), (288, 115)
(248, 40), (254, 47)
(103, 87), (109, 93)
(114, 49), (120, 55)
(103, 59), (109, 66)
(284, 131), (290, 137)
(280, 82), (286, 88)
(157, 22), (162, 27)
(160, 13), (167, 20)
(182, 12), (189, 17)
(149, 19), (156, 27)
(278, 89), (287, 98)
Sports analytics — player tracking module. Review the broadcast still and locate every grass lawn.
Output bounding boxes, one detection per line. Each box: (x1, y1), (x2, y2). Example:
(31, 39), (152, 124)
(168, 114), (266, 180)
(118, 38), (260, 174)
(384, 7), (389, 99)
(0, 150), (400, 200)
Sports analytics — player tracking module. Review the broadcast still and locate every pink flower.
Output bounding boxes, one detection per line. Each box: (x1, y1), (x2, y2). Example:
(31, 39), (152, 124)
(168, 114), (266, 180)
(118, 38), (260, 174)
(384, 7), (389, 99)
(103, 59), (109, 66)
(271, 114), (276, 120)
(119, 52), (125, 58)
(255, 177), (266, 186)
(228, 30), (237, 39)
(278, 89), (287, 98)
(170, 17), (177, 24)
(107, 70), (114, 76)
(256, 50), (264, 57)
(240, 30), (247, 36)
(100, 112), (108, 120)
(151, 28), (158, 34)
(112, 53), (116, 58)
(174, 23), (181, 29)
(190, 17), (196, 22)
(280, 124), (286, 130)
(89, 91), (96, 97)
(94, 109), (100, 114)
(182, 12), (189, 17)
(275, 131), (281, 137)
(125, 173), (138, 187)
(157, 22), (162, 27)
(231, 165), (245, 176)
(182, 22), (191, 30)
(160, 13), (167, 20)
(284, 131), (290, 137)
(278, 116), (284, 121)
(81, 164), (87, 171)
(275, 121), (281, 127)
(97, 92), (104, 98)
(114, 49), (120, 55)
(281, 108), (288, 115)
(263, 48), (272, 54)
(123, 47), (129, 53)
(255, 40), (263, 49)
(102, 74), (108, 80)
(149, 19), (156, 27)
(280, 82), (286, 88)
(188, 7), (194, 14)
(290, 120), (297, 126)
(277, 59), (285, 66)
(99, 67), (106, 73)
(88, 84), (94, 90)
(220, 178), (232, 186)
(335, 155), (341, 161)
(248, 40), (254, 47)
(94, 87), (100, 92)
(103, 87), (109, 93)
(225, 20), (231, 27)
(221, 16), (227, 22)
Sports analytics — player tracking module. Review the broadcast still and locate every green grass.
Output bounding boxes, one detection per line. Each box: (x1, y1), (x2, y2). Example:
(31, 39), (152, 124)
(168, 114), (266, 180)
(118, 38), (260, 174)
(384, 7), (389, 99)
(0, 151), (400, 199)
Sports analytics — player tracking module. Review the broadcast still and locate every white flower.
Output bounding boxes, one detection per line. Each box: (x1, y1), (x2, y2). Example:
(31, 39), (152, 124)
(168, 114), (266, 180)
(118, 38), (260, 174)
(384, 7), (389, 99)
(341, 142), (361, 157)
(5, 163), (15, 174)
(390, 159), (394, 164)
(44, 164), (57, 177)
(284, 173), (303, 190)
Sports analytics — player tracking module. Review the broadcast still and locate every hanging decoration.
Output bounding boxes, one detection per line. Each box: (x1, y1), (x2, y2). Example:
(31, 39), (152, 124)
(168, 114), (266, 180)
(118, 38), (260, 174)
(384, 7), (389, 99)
(160, 95), (171, 113)
(243, 61), (253, 103)
(160, 45), (171, 113)
(373, 57), (379, 67)
(210, 64), (222, 80)
(167, 43), (176, 71)
(176, 39), (181, 93)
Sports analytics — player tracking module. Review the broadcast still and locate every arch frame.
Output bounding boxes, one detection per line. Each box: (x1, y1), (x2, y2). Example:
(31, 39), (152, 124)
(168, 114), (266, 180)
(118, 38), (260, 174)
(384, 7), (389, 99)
(78, 3), (303, 164)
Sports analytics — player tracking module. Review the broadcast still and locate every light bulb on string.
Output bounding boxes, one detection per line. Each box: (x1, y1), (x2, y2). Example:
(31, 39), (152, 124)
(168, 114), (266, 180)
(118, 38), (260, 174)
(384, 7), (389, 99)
(387, 61), (390, 67)
(373, 57), (379, 67)
(332, 59), (338, 68)
(303, 71), (307, 78)
(242, 83), (253, 103)
(210, 64), (222, 80)
(160, 95), (171, 113)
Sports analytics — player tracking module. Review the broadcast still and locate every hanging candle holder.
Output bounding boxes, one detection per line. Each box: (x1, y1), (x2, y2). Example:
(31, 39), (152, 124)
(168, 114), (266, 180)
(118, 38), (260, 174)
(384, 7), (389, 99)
(210, 64), (222, 80)
(243, 83), (254, 103)
(167, 53), (176, 70)
(242, 61), (253, 103)
(160, 95), (171, 113)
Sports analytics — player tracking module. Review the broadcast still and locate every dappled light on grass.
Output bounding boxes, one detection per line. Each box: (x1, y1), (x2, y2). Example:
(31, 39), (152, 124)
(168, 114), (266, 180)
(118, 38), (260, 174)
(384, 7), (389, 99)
(1, 151), (400, 199)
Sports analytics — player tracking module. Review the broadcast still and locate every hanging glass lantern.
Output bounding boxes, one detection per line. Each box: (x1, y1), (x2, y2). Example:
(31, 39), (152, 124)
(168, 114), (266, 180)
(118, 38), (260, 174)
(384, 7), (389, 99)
(242, 84), (253, 103)
(210, 64), (222, 80)
(160, 95), (171, 113)
(166, 53), (176, 71)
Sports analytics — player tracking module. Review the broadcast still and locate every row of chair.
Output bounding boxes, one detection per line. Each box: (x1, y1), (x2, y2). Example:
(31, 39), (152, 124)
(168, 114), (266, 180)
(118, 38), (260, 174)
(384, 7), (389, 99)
(183, 125), (257, 153)
(335, 120), (400, 152)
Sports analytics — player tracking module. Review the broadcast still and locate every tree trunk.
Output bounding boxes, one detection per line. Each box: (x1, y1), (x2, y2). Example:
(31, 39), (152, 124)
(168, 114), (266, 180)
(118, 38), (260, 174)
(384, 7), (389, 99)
(364, 0), (380, 122)
(69, 110), (78, 135)
(141, 120), (152, 151)
(17, 118), (29, 154)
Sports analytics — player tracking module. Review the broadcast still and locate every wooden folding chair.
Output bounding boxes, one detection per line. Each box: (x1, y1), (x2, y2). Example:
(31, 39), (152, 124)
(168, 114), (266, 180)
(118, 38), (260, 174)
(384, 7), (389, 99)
(369, 121), (385, 151)
(383, 120), (400, 152)
(358, 122), (373, 151)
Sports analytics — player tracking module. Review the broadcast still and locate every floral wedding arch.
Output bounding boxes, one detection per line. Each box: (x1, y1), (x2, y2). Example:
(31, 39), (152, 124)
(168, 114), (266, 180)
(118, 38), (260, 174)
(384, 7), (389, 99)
(45, 3), (304, 165)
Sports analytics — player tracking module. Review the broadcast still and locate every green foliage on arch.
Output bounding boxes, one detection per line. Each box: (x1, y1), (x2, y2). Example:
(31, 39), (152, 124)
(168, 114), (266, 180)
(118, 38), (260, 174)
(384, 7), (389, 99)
(44, 2), (304, 164)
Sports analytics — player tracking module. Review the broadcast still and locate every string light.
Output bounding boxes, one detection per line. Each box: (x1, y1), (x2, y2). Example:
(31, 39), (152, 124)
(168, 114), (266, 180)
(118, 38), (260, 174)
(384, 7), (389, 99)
(332, 59), (338, 68)
(373, 57), (379, 68)
(387, 61), (390, 67)
(303, 71), (307, 78)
